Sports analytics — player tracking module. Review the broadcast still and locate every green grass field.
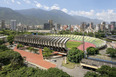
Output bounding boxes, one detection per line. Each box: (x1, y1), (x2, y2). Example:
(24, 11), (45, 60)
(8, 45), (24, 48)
(66, 41), (82, 49)
(62, 59), (75, 69)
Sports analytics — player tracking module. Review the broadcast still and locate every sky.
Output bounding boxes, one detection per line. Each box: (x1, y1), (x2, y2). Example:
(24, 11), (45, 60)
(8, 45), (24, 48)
(0, 0), (116, 22)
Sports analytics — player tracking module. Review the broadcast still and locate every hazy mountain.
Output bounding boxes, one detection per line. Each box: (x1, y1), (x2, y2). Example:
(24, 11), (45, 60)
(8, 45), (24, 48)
(16, 9), (78, 25)
(0, 7), (102, 25)
(73, 15), (102, 24)
(0, 7), (30, 24)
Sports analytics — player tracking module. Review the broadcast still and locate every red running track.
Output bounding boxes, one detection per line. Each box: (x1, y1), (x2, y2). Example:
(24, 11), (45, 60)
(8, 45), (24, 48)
(69, 40), (96, 51)
(14, 46), (56, 69)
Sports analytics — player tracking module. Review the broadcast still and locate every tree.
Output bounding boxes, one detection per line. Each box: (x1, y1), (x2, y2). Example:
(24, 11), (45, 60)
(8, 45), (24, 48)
(0, 40), (4, 45)
(0, 45), (9, 51)
(97, 65), (116, 77)
(0, 66), (71, 77)
(0, 50), (23, 66)
(84, 71), (99, 77)
(106, 48), (116, 57)
(47, 68), (71, 77)
(67, 47), (84, 63)
(87, 47), (99, 55)
(87, 32), (94, 37)
(84, 65), (116, 77)
(43, 47), (53, 58)
(7, 35), (14, 45)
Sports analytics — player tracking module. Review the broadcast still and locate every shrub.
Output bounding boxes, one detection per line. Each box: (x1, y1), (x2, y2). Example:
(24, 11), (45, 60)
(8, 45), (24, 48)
(17, 44), (24, 49)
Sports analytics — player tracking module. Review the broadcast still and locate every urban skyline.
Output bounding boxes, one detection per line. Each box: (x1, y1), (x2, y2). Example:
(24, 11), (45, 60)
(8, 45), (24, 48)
(0, 0), (116, 22)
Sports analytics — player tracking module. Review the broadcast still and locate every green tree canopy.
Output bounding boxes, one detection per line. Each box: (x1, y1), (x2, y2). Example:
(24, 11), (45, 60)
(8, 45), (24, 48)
(0, 50), (23, 65)
(0, 45), (9, 51)
(87, 47), (99, 55)
(67, 47), (84, 63)
(7, 35), (14, 45)
(106, 48), (116, 57)
(0, 40), (4, 45)
(84, 65), (116, 77)
(43, 47), (53, 58)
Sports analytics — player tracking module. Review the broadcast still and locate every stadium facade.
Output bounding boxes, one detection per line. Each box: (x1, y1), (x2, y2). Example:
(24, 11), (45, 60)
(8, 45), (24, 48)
(14, 35), (69, 52)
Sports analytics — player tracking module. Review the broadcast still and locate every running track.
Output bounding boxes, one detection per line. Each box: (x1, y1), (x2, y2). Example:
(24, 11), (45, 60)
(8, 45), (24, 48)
(69, 40), (96, 51)
(14, 46), (56, 69)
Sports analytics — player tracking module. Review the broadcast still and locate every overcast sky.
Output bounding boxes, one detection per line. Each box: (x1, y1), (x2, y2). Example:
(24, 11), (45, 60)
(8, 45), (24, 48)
(0, 0), (116, 22)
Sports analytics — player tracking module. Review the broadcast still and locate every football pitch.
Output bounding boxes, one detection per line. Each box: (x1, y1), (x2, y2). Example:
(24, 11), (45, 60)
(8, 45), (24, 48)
(66, 41), (82, 49)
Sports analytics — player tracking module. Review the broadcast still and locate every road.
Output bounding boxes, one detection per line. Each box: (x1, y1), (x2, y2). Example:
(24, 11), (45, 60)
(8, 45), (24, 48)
(49, 58), (89, 77)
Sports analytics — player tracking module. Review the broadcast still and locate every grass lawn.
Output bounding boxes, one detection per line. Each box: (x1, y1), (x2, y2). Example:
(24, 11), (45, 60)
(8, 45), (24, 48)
(62, 59), (76, 69)
(62, 58), (80, 69)
(66, 41), (82, 49)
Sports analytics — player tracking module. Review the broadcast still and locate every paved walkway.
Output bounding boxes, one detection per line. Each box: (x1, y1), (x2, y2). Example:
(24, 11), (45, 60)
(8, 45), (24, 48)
(14, 46), (56, 69)
(50, 58), (89, 77)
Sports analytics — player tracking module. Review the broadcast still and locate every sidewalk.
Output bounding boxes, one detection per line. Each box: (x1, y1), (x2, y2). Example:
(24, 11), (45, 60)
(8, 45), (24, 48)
(14, 46), (56, 69)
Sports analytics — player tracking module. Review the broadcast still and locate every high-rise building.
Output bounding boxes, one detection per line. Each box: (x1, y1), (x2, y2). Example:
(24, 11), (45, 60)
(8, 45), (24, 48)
(81, 22), (86, 31)
(43, 23), (50, 30)
(95, 24), (100, 32)
(100, 22), (106, 31)
(48, 20), (53, 30)
(57, 24), (61, 30)
(67, 24), (71, 30)
(110, 22), (116, 29)
(1, 20), (6, 29)
(54, 24), (61, 31)
(10, 20), (17, 30)
(110, 24), (114, 31)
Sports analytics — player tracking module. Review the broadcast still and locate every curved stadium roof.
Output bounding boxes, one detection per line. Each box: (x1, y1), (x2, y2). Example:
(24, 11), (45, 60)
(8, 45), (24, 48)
(14, 35), (69, 49)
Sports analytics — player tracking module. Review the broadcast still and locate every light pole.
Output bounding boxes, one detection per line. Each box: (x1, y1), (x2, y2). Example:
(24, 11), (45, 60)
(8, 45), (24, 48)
(82, 22), (87, 58)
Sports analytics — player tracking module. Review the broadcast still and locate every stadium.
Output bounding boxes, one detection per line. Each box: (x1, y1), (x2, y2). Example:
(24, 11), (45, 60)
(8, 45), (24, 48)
(14, 34), (106, 52)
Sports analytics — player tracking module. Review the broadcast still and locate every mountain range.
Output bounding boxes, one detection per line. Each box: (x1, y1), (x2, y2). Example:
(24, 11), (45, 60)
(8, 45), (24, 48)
(0, 7), (102, 25)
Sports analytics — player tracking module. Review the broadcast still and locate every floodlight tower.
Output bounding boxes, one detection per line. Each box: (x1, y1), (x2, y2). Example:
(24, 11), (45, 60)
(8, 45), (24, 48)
(82, 22), (87, 58)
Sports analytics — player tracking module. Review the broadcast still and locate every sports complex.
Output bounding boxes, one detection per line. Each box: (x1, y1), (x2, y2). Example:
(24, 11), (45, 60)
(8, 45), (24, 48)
(14, 34), (116, 70)
(15, 34), (107, 52)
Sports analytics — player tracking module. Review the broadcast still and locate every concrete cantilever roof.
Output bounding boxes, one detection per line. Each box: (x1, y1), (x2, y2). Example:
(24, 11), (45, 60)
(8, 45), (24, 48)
(14, 35), (69, 49)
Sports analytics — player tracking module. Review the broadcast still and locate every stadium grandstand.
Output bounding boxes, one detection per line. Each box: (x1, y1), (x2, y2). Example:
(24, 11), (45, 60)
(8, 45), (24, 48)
(50, 34), (106, 49)
(14, 35), (69, 52)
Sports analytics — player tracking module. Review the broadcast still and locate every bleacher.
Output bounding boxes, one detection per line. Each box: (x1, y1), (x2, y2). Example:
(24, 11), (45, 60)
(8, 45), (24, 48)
(50, 34), (106, 49)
